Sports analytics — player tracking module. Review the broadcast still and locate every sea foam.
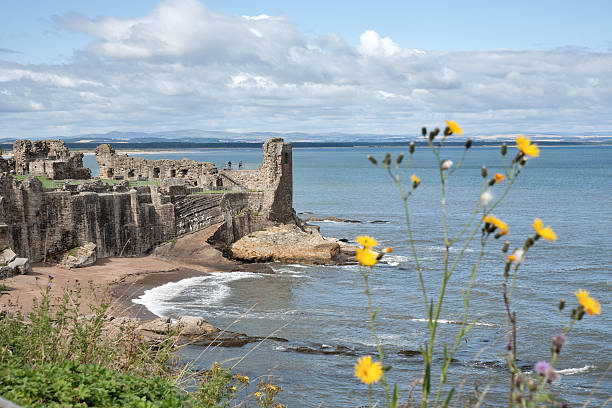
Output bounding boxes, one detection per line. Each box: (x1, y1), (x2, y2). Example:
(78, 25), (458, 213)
(132, 272), (261, 317)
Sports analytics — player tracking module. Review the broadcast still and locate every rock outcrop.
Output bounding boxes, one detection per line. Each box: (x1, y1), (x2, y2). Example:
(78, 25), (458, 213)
(0, 247), (30, 279)
(105, 315), (287, 347)
(230, 224), (342, 264)
(59, 242), (97, 268)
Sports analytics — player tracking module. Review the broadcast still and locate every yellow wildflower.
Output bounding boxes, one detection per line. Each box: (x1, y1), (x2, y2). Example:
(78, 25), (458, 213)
(356, 247), (379, 266)
(356, 235), (378, 248)
(411, 174), (420, 187)
(446, 120), (463, 135)
(483, 215), (508, 235)
(354, 356), (382, 384)
(494, 173), (505, 183)
(382, 247), (393, 253)
(516, 135), (540, 157)
(532, 218), (557, 241)
(575, 289), (601, 316)
(231, 386), (237, 391)
(255, 392), (262, 398)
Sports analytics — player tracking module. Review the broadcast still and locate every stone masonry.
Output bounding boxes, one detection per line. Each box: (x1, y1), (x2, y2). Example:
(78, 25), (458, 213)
(13, 140), (91, 180)
(0, 138), (295, 263)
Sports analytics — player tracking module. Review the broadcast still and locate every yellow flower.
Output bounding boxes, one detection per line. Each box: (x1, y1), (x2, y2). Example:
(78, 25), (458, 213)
(516, 135), (540, 157)
(446, 120), (463, 134)
(354, 356), (382, 384)
(575, 289), (601, 316)
(483, 215), (508, 235)
(382, 247), (393, 253)
(356, 235), (378, 248)
(494, 173), (505, 183)
(532, 218), (557, 241)
(231, 386), (237, 391)
(411, 174), (420, 186)
(255, 392), (262, 398)
(356, 247), (379, 266)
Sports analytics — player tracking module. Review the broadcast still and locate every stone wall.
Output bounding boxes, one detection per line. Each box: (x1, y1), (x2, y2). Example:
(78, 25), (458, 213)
(13, 140), (91, 180)
(95, 144), (218, 188)
(0, 138), (295, 262)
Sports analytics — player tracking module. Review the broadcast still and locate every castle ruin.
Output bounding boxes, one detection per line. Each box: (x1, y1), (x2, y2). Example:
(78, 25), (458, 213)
(13, 140), (91, 180)
(0, 138), (295, 263)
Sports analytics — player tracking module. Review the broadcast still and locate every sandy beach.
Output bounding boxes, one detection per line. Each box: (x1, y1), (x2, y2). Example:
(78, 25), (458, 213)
(0, 252), (271, 321)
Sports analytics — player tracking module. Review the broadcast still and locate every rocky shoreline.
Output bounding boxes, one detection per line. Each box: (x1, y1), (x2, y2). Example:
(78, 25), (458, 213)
(0, 218), (356, 349)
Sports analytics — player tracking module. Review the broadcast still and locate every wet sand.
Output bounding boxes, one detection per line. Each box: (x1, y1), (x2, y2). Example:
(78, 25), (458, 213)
(0, 255), (269, 321)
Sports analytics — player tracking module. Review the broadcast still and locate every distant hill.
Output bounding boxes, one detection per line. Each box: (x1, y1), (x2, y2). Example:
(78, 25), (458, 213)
(1, 129), (611, 150)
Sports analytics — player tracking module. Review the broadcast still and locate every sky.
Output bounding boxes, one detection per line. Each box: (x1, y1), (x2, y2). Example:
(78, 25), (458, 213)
(1, 0), (611, 138)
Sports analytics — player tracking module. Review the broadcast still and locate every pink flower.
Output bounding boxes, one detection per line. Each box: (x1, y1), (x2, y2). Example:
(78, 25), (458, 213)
(534, 361), (550, 376)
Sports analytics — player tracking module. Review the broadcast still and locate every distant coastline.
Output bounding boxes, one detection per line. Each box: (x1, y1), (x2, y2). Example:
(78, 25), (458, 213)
(2, 140), (612, 153)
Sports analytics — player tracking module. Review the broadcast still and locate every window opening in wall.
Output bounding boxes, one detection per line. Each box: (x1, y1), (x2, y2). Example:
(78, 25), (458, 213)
(179, 169), (189, 177)
(128, 169), (135, 178)
(107, 168), (114, 178)
(194, 181), (198, 186)
(284, 152), (289, 164)
(153, 167), (160, 178)
(170, 169), (176, 177)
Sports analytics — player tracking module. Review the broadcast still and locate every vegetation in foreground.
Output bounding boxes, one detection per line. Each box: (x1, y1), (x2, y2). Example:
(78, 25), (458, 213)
(0, 281), (285, 407)
(352, 122), (604, 407)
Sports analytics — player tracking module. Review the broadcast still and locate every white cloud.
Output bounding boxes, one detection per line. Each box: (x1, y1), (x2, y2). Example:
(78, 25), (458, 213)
(358, 30), (401, 58)
(0, 0), (611, 138)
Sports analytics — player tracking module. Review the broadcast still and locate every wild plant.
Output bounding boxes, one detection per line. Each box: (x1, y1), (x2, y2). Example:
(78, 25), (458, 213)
(353, 123), (602, 407)
(0, 277), (284, 407)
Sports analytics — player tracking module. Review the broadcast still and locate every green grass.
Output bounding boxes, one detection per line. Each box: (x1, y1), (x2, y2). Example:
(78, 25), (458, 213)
(0, 360), (202, 408)
(99, 179), (161, 187)
(12, 175), (161, 189)
(0, 282), (284, 408)
(66, 246), (80, 257)
(192, 190), (227, 195)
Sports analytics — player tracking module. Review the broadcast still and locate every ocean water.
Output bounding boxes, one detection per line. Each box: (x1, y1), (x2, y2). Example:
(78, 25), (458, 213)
(86, 145), (611, 406)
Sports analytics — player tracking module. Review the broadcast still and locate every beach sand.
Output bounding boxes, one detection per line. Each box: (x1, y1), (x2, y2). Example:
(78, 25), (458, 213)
(0, 253), (271, 321)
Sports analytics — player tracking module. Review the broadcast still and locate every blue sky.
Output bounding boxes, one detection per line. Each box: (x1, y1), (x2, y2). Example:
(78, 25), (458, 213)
(1, 0), (611, 138)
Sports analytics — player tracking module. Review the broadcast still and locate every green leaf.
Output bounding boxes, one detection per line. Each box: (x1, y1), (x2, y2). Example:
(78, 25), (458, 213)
(441, 388), (455, 408)
(372, 306), (382, 320)
(391, 384), (399, 408)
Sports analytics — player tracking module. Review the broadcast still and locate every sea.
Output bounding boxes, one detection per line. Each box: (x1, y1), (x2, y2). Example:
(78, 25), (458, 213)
(84, 145), (611, 407)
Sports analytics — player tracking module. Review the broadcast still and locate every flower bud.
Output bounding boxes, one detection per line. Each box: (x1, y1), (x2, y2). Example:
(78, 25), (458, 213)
(396, 154), (404, 165)
(501, 143), (507, 156)
(444, 126), (451, 136)
(409, 141), (415, 154)
(552, 333), (567, 354)
(520, 158), (527, 166)
(465, 138), (473, 149)
(558, 298), (565, 311)
(488, 178), (496, 186)
(382, 153), (391, 167)
(368, 155), (378, 165)
(481, 165), (488, 178)
(525, 236), (535, 248)
(441, 160), (453, 170)
(528, 379), (537, 391)
(422, 127), (427, 137)
(577, 308), (585, 321)
(502, 241), (509, 253)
